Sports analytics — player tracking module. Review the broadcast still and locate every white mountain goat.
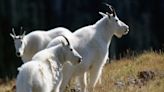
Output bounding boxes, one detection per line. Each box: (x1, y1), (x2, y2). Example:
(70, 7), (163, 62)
(10, 27), (72, 63)
(47, 4), (129, 92)
(16, 35), (82, 92)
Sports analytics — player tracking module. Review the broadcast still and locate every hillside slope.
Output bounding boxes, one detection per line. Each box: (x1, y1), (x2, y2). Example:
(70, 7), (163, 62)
(1, 51), (164, 92)
(95, 51), (164, 92)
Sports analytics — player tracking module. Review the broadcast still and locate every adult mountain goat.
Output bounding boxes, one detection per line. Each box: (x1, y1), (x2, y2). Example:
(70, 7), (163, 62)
(16, 35), (82, 92)
(10, 27), (72, 63)
(48, 4), (129, 92)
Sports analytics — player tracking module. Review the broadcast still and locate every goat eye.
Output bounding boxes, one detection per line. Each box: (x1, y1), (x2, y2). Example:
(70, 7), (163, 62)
(115, 19), (118, 22)
(70, 48), (73, 51)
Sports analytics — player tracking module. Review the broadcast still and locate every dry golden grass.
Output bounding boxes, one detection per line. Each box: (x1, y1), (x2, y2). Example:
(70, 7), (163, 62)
(0, 79), (15, 92)
(94, 51), (164, 92)
(0, 51), (164, 92)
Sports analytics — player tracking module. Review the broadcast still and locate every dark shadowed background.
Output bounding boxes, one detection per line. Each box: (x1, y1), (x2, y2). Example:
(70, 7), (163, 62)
(0, 0), (163, 78)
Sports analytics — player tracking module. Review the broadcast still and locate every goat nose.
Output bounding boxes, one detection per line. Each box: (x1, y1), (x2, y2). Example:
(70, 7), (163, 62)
(125, 28), (129, 33)
(126, 25), (129, 28)
(16, 52), (21, 57)
(79, 57), (82, 63)
(127, 27), (129, 31)
(125, 26), (129, 33)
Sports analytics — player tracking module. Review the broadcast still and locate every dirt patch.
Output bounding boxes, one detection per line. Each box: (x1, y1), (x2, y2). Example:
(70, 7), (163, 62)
(114, 70), (158, 88)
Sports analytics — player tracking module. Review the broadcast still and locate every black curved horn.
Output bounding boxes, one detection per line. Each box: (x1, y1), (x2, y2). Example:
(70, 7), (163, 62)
(61, 35), (70, 46)
(105, 3), (116, 17)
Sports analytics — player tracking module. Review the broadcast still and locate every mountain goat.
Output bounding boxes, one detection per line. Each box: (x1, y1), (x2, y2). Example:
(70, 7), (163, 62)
(10, 27), (72, 63)
(48, 4), (129, 92)
(16, 35), (82, 92)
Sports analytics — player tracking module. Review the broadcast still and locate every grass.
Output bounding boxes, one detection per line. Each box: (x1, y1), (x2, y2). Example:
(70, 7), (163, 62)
(0, 51), (164, 92)
(94, 51), (164, 92)
(0, 79), (15, 92)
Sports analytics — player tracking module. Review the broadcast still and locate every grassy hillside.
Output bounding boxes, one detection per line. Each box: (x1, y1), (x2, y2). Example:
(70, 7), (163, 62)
(1, 51), (164, 92)
(94, 51), (164, 92)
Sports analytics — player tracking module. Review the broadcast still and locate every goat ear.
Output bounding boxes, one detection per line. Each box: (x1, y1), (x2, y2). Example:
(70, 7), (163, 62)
(61, 38), (67, 46)
(105, 12), (111, 18)
(10, 33), (15, 39)
(61, 41), (66, 46)
(17, 67), (22, 72)
(99, 12), (107, 17)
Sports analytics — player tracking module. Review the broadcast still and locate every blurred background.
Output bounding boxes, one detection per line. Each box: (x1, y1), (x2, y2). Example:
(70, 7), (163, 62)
(0, 0), (163, 78)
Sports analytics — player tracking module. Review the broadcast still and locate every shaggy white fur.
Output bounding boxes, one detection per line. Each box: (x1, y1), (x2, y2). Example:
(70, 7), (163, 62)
(10, 27), (72, 63)
(16, 36), (82, 92)
(48, 5), (129, 92)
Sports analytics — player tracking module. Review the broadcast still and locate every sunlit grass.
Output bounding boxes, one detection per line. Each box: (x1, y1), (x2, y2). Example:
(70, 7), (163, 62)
(0, 79), (15, 92)
(0, 51), (164, 92)
(94, 51), (164, 92)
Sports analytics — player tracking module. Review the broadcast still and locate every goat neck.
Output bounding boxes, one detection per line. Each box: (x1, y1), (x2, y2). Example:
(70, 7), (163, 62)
(94, 16), (114, 46)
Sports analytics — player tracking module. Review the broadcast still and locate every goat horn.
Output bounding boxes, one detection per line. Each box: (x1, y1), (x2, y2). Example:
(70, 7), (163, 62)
(20, 26), (23, 35)
(12, 28), (16, 36)
(61, 35), (70, 46)
(23, 31), (26, 36)
(20, 26), (23, 31)
(105, 3), (116, 17)
(20, 26), (26, 36)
